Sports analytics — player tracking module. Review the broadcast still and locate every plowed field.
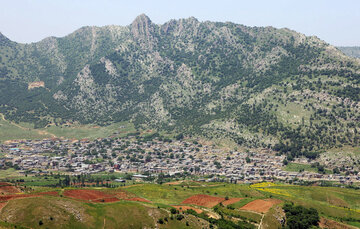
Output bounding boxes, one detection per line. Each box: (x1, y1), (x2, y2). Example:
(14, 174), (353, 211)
(182, 194), (225, 208)
(240, 199), (282, 213)
(64, 189), (118, 202)
(222, 198), (243, 206)
(0, 183), (21, 194)
(0, 191), (59, 204)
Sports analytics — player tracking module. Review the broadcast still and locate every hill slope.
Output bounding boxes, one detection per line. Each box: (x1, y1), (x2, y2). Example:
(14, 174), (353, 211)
(1, 14), (360, 158)
(338, 46), (360, 58)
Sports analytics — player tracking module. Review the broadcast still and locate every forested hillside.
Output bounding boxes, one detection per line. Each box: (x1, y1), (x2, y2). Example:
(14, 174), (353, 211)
(1, 14), (360, 159)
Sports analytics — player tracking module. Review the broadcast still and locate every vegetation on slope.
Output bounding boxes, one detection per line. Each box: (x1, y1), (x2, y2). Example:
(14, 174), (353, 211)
(1, 15), (360, 158)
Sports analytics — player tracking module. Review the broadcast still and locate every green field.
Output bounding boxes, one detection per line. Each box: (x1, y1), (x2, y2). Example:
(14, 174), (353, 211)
(0, 115), (136, 142)
(123, 183), (262, 205)
(0, 115), (51, 142)
(253, 183), (360, 224)
(0, 196), (203, 229)
(0, 194), (208, 229)
(1, 180), (360, 228)
(0, 168), (21, 179)
(42, 121), (135, 140)
(284, 162), (332, 174)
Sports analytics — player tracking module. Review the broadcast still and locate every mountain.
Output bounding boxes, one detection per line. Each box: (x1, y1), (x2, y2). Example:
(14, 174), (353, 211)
(338, 46), (360, 58)
(1, 14), (360, 159)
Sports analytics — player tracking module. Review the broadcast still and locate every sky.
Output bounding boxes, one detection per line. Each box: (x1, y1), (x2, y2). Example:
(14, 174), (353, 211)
(0, 0), (359, 46)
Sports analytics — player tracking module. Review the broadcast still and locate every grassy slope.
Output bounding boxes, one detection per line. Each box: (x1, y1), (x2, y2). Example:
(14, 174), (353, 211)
(0, 114), (51, 142)
(284, 162), (332, 174)
(0, 118), (135, 143)
(0, 196), (204, 229)
(254, 183), (360, 222)
(0, 168), (21, 179)
(42, 122), (135, 140)
(122, 183), (263, 205)
(1, 182), (360, 228)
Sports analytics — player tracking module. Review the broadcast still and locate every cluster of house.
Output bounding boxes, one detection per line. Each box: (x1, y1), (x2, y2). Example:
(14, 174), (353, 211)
(0, 136), (358, 185)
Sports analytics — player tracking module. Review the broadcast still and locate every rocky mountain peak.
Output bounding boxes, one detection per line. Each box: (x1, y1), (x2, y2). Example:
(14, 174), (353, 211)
(131, 14), (154, 39)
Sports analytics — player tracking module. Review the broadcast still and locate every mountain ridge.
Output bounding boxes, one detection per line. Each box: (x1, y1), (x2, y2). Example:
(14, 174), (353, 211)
(338, 46), (360, 58)
(1, 14), (360, 159)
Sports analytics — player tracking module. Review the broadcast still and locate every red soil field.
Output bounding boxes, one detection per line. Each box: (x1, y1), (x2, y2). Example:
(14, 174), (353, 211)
(172, 205), (203, 214)
(37, 191), (59, 196)
(0, 188), (147, 205)
(240, 199), (282, 213)
(182, 194), (225, 208)
(0, 182), (12, 186)
(221, 198), (243, 206)
(93, 197), (120, 203)
(63, 189), (150, 203)
(0, 202), (7, 211)
(0, 191), (59, 202)
(0, 185), (21, 194)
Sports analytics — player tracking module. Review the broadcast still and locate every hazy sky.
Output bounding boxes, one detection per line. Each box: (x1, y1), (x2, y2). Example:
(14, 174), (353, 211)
(0, 0), (359, 46)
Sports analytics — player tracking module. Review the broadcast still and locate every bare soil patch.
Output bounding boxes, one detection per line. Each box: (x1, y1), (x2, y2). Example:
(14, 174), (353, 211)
(37, 191), (59, 196)
(0, 202), (8, 211)
(0, 185), (21, 194)
(182, 194), (225, 208)
(93, 197), (120, 203)
(165, 181), (182, 185)
(207, 212), (221, 219)
(64, 189), (148, 203)
(0, 182), (12, 186)
(172, 205), (203, 214)
(0, 191), (59, 202)
(222, 198), (243, 206)
(319, 217), (357, 229)
(28, 81), (45, 90)
(240, 199), (282, 213)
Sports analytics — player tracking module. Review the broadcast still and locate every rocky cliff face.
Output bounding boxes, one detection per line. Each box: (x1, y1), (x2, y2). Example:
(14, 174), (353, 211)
(1, 15), (360, 156)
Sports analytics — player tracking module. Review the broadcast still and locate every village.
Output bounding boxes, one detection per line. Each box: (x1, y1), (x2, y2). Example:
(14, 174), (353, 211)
(0, 135), (358, 186)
